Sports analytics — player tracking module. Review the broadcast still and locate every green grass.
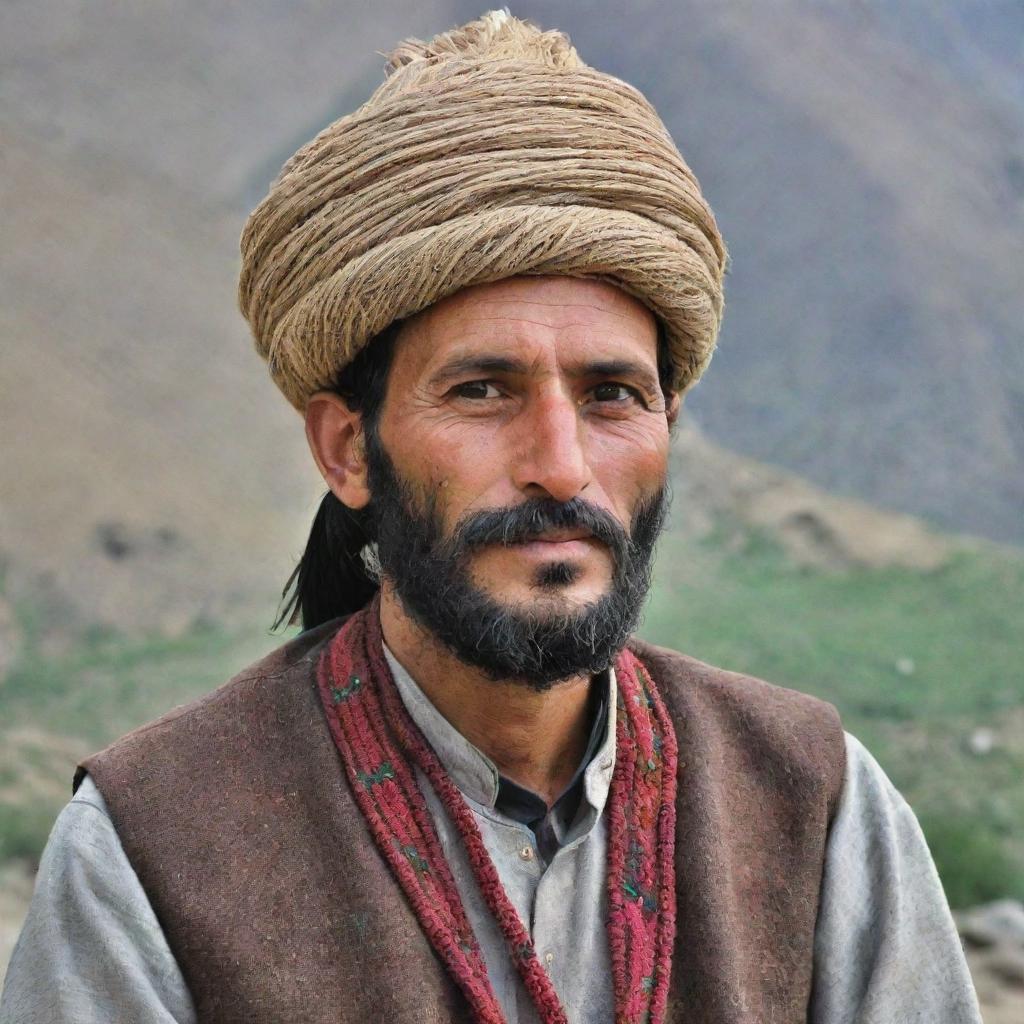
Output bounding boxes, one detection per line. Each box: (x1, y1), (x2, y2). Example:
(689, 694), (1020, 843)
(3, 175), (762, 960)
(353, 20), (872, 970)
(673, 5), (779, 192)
(0, 601), (284, 867)
(916, 812), (1024, 909)
(2, 528), (1022, 904)
(2, 617), (283, 748)
(642, 523), (1024, 905)
(0, 802), (61, 864)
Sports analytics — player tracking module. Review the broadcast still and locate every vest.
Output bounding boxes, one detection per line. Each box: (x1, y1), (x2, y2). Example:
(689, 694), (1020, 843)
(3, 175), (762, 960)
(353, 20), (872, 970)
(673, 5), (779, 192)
(75, 621), (846, 1023)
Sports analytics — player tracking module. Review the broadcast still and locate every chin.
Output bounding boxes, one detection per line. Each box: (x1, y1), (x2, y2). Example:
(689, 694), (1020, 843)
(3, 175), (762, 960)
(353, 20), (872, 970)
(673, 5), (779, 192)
(467, 553), (612, 616)
(489, 581), (608, 617)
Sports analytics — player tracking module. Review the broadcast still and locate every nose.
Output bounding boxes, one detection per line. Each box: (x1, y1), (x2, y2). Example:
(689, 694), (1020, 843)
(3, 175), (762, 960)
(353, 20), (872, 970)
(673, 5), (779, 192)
(510, 389), (592, 502)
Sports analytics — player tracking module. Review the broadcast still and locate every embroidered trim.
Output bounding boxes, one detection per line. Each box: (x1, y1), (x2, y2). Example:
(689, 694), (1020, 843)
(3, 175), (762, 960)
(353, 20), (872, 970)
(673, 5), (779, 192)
(317, 597), (678, 1024)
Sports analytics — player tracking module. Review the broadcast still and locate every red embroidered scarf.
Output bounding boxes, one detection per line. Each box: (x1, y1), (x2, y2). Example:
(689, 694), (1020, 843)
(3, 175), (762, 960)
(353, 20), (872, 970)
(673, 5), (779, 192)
(316, 598), (678, 1024)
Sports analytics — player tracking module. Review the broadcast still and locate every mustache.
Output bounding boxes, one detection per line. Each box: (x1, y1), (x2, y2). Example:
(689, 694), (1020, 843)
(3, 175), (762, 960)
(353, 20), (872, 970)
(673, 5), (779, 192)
(447, 497), (630, 559)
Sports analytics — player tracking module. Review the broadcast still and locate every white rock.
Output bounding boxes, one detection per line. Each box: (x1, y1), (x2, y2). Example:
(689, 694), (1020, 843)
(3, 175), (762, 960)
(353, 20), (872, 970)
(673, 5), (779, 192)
(958, 900), (1024, 949)
(968, 727), (997, 756)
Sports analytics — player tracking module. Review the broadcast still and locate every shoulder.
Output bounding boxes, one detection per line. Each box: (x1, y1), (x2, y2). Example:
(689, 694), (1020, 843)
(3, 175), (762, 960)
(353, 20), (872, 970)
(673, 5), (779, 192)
(831, 731), (921, 852)
(42, 774), (121, 874)
(627, 636), (847, 815)
(36, 775), (141, 909)
(74, 618), (344, 793)
(0, 775), (198, 1023)
(812, 732), (983, 1022)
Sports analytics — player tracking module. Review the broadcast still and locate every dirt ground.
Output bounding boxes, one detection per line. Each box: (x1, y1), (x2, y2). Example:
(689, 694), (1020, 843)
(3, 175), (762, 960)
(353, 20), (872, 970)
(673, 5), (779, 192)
(0, 865), (34, 984)
(967, 947), (1024, 1024)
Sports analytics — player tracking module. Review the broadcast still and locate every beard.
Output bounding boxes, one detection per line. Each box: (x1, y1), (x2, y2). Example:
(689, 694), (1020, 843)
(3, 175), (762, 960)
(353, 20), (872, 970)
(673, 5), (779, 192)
(362, 427), (670, 691)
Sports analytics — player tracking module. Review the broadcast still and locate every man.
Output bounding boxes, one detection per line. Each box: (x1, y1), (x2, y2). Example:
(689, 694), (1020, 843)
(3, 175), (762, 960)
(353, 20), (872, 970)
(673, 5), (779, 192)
(2, 11), (981, 1024)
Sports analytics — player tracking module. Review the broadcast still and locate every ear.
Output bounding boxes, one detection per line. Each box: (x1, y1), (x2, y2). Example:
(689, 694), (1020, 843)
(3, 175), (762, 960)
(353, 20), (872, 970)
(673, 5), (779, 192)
(305, 392), (371, 510)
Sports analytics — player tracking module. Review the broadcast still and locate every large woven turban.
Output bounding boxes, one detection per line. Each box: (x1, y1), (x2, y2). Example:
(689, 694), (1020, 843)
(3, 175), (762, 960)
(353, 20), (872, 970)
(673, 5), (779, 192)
(239, 11), (727, 412)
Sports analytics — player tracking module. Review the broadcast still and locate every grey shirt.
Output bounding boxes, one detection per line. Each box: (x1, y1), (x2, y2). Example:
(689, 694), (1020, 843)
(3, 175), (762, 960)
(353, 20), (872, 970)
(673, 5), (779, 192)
(1, 648), (982, 1023)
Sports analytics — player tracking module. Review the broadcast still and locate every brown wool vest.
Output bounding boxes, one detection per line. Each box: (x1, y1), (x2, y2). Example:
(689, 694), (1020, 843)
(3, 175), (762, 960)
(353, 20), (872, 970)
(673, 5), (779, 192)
(76, 621), (845, 1024)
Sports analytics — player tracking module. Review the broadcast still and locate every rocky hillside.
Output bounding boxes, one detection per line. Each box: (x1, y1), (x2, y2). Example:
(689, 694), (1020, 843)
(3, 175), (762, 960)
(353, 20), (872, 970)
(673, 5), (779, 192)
(2, 0), (1022, 634)
(1, 4), (1020, 640)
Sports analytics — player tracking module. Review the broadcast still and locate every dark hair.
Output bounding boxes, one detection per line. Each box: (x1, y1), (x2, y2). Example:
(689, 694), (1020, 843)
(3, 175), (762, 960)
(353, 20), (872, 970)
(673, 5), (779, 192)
(273, 311), (677, 633)
(272, 322), (401, 632)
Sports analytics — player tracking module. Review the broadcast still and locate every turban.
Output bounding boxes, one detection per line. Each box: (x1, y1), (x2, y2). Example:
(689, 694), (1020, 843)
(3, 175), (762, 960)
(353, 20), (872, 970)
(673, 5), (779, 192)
(239, 10), (727, 412)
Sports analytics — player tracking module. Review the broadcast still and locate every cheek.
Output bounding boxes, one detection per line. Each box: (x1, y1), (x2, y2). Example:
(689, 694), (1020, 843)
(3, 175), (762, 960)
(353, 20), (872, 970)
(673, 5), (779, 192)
(429, 424), (508, 490)
(383, 417), (510, 521)
(587, 421), (671, 508)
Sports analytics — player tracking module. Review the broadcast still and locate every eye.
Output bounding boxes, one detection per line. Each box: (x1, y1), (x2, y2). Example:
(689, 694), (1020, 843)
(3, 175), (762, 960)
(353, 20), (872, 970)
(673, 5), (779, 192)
(591, 382), (640, 404)
(451, 380), (503, 400)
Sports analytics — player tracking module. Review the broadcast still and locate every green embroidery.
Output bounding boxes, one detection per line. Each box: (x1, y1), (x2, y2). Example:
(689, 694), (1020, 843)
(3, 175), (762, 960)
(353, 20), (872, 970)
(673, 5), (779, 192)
(331, 674), (362, 704)
(357, 762), (396, 788)
(400, 844), (431, 875)
(623, 880), (657, 912)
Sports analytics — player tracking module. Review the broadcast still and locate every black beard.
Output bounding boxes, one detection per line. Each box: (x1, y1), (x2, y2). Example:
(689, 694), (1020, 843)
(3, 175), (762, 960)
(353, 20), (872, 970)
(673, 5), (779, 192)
(362, 427), (670, 691)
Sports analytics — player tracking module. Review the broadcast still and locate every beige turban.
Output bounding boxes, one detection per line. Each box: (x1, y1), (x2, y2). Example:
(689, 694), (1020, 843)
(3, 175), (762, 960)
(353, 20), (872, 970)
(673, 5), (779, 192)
(239, 10), (727, 412)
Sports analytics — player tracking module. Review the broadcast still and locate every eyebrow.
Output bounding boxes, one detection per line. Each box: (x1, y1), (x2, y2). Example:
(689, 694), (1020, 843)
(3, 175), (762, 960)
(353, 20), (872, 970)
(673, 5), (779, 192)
(428, 356), (525, 388)
(582, 359), (662, 396)
(427, 355), (661, 395)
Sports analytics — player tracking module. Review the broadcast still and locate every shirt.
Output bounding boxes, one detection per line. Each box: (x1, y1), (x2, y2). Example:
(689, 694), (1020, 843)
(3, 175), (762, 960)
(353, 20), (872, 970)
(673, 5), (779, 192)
(492, 678), (607, 867)
(0, 647), (982, 1023)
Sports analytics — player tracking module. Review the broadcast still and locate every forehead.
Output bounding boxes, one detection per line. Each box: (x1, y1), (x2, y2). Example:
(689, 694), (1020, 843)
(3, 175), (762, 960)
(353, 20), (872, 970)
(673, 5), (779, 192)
(391, 276), (659, 379)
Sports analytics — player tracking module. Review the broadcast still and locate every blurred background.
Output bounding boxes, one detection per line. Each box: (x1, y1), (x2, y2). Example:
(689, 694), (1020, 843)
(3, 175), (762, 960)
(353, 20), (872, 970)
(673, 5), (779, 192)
(1, 0), (1022, 1015)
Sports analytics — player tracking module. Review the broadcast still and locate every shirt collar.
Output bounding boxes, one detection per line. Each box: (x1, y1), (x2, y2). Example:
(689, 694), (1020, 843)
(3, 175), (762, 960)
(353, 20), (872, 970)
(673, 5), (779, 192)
(382, 643), (618, 816)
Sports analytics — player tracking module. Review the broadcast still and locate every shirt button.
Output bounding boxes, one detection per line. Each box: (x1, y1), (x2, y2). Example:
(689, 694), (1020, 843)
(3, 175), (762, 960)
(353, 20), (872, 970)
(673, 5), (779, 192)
(544, 952), (555, 965)
(519, 845), (535, 861)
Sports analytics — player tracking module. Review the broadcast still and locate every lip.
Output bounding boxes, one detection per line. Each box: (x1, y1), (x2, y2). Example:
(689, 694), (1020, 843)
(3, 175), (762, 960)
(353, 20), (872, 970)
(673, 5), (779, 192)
(507, 531), (597, 560)
(516, 529), (594, 544)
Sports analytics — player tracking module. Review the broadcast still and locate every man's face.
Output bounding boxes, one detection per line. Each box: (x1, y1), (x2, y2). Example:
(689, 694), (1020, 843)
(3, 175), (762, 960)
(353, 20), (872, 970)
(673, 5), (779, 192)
(368, 275), (676, 686)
